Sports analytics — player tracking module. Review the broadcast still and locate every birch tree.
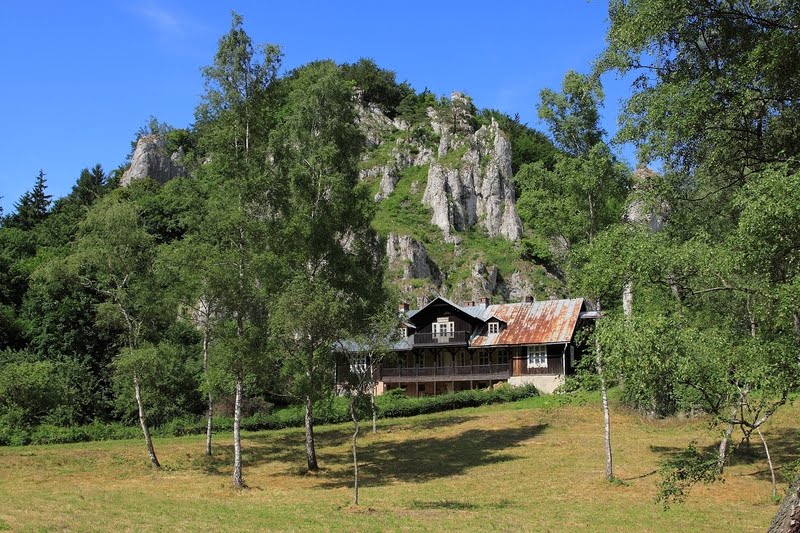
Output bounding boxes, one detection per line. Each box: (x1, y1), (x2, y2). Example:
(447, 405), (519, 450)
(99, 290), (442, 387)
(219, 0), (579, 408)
(269, 60), (385, 472)
(67, 194), (163, 468)
(195, 11), (282, 489)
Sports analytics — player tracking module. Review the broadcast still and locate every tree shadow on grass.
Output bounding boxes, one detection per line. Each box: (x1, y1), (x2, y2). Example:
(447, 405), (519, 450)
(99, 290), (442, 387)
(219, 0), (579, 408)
(201, 414), (481, 477)
(649, 427), (800, 483)
(318, 423), (548, 488)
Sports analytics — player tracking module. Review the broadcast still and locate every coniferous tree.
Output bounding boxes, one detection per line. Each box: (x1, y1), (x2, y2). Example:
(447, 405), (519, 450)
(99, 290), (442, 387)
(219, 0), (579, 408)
(8, 170), (52, 230)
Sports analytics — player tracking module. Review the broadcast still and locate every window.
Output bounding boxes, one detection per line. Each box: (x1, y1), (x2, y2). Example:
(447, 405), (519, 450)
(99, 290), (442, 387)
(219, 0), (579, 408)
(527, 346), (548, 369)
(488, 322), (499, 335)
(350, 356), (367, 373)
(433, 320), (454, 343)
(496, 349), (509, 365)
(398, 327), (407, 339)
(478, 350), (490, 365)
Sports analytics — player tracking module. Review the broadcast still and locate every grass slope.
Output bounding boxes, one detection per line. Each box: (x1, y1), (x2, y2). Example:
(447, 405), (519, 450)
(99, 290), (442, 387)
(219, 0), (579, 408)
(1, 393), (796, 531)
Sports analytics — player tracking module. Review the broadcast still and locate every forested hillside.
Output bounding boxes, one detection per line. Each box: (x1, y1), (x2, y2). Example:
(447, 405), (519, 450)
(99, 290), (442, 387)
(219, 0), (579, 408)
(1, 2), (800, 524)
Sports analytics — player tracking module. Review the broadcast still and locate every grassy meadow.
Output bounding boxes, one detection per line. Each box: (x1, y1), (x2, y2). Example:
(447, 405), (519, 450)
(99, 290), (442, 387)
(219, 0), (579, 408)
(0, 393), (796, 532)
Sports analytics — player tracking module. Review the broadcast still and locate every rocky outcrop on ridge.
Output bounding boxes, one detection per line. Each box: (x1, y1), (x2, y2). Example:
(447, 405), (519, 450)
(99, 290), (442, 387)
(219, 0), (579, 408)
(121, 134), (186, 187)
(386, 233), (440, 284)
(423, 94), (523, 242)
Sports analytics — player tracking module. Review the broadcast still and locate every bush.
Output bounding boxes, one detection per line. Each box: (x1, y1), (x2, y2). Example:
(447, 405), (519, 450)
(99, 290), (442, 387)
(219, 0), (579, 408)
(2, 385), (539, 446)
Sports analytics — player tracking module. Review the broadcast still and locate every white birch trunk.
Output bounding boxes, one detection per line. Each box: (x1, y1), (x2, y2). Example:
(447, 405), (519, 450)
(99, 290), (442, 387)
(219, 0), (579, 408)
(371, 388), (377, 434)
(594, 300), (613, 482)
(203, 327), (213, 456)
(622, 280), (633, 318)
(134, 371), (160, 469)
(304, 394), (319, 471)
(350, 401), (360, 505)
(757, 428), (778, 500)
(232, 376), (244, 489)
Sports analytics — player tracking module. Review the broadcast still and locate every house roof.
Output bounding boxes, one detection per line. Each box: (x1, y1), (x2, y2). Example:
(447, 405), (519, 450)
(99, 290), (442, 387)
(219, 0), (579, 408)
(396, 297), (586, 348)
(471, 299), (585, 346)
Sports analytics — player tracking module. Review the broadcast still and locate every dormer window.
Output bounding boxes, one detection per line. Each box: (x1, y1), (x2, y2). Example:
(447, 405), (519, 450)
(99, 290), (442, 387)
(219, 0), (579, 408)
(488, 322), (499, 335)
(398, 327), (407, 339)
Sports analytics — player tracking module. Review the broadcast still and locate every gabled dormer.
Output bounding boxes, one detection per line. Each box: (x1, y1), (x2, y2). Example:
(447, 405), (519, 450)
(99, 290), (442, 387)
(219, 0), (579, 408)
(407, 296), (484, 347)
(485, 315), (507, 335)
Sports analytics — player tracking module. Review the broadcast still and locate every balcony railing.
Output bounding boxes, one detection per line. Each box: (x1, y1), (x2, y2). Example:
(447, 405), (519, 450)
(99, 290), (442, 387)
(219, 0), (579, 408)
(379, 364), (510, 383)
(412, 331), (470, 346)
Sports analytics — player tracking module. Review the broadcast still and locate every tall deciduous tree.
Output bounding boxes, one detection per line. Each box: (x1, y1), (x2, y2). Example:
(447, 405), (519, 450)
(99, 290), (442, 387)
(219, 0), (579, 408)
(195, 11), (282, 489)
(269, 60), (385, 472)
(67, 194), (162, 468)
(596, 0), (800, 505)
(525, 71), (629, 482)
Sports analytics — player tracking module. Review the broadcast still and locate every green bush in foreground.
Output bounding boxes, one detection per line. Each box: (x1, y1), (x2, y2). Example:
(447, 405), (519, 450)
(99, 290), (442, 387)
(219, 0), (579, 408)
(0, 385), (539, 446)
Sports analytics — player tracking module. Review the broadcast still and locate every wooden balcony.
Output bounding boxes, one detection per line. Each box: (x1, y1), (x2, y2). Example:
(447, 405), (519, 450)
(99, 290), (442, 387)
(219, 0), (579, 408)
(379, 364), (510, 383)
(412, 331), (470, 347)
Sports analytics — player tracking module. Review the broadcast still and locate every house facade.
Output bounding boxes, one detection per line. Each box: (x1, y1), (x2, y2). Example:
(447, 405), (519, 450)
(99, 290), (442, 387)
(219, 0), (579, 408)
(376, 296), (594, 396)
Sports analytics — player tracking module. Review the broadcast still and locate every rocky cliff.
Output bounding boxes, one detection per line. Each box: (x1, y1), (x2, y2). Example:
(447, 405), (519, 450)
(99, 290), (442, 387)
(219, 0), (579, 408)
(358, 91), (561, 305)
(121, 134), (186, 187)
(423, 112), (522, 242)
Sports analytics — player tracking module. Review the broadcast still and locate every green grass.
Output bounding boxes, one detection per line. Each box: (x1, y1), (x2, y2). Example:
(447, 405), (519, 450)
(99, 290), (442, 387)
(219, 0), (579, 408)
(372, 163), (435, 237)
(0, 392), (795, 531)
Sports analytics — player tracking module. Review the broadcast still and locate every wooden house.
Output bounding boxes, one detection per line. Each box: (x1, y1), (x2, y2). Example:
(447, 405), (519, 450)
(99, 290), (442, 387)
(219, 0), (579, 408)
(372, 296), (595, 396)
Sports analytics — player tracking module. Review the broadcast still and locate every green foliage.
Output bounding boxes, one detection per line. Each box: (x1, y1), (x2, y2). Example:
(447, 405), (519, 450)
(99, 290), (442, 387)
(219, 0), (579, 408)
(396, 88), (438, 125)
(656, 443), (720, 509)
(5, 170), (52, 231)
(0, 385), (539, 446)
(538, 71), (604, 157)
(0, 354), (72, 427)
(113, 342), (202, 426)
(340, 58), (413, 118)
(371, 164), (433, 236)
(516, 143), (629, 251)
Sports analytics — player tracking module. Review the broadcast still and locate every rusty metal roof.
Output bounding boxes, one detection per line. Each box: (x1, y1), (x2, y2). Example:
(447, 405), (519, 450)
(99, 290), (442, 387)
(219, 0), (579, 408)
(470, 298), (585, 347)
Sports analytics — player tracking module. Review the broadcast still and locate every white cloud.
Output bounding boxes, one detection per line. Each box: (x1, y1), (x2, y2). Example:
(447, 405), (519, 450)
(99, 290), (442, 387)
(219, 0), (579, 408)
(139, 5), (181, 33)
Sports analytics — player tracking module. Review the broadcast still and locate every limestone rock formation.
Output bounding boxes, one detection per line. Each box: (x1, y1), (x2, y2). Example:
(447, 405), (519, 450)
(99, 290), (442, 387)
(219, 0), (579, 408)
(423, 95), (522, 242)
(386, 234), (440, 283)
(121, 134), (186, 187)
(451, 260), (500, 303)
(506, 271), (534, 302)
(362, 143), (434, 201)
(625, 167), (667, 231)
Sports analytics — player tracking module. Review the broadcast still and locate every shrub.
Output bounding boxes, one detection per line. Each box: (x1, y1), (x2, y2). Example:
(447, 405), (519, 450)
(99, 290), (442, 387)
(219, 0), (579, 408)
(3, 385), (539, 446)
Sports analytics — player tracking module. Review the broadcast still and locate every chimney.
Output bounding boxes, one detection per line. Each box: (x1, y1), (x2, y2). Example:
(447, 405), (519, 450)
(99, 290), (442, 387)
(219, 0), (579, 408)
(398, 302), (410, 315)
(479, 296), (491, 307)
(524, 295), (534, 303)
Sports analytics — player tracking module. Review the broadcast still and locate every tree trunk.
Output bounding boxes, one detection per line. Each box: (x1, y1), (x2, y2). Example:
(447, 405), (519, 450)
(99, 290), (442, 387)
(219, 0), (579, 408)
(370, 361), (377, 434)
(757, 428), (778, 500)
(133, 371), (160, 469)
(622, 280), (633, 318)
(203, 327), (213, 456)
(717, 402), (739, 473)
(206, 391), (214, 457)
(304, 394), (319, 472)
(769, 475), (800, 533)
(598, 364), (613, 482)
(232, 375), (245, 489)
(717, 421), (734, 473)
(350, 400), (360, 505)
(371, 388), (377, 434)
(594, 302), (613, 482)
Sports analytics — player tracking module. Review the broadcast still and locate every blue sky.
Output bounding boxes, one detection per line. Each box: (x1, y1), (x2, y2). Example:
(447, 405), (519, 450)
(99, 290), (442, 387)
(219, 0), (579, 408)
(0, 1), (632, 214)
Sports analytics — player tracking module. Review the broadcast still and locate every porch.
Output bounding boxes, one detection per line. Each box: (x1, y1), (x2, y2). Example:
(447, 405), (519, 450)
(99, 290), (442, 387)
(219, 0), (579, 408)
(379, 363), (510, 383)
